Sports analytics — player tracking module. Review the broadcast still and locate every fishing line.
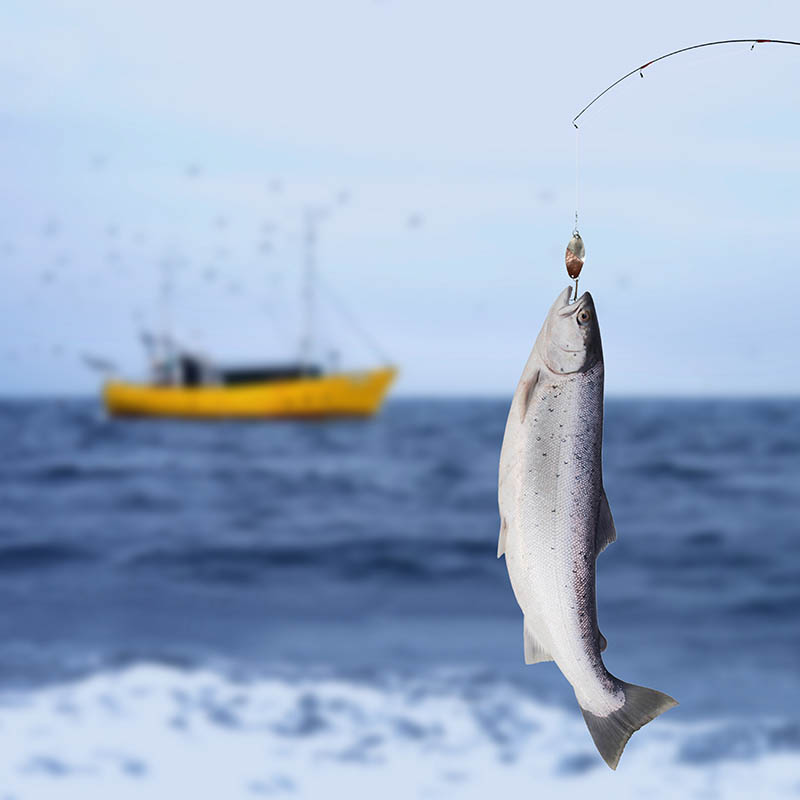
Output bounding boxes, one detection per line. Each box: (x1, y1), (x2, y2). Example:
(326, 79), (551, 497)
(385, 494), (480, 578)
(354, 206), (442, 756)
(572, 124), (580, 300)
(574, 125), (580, 235)
(565, 38), (800, 288)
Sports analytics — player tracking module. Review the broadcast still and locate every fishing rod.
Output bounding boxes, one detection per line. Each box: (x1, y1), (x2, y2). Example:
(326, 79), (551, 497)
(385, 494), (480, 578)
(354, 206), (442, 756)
(572, 39), (800, 129)
(565, 38), (800, 296)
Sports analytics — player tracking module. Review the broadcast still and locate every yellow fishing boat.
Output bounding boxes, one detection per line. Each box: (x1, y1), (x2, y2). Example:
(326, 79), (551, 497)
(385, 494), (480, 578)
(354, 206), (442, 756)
(103, 365), (396, 419)
(95, 207), (398, 419)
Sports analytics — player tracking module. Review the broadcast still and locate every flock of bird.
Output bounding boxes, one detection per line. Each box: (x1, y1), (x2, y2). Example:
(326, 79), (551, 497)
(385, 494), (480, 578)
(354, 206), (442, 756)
(1, 156), (425, 380)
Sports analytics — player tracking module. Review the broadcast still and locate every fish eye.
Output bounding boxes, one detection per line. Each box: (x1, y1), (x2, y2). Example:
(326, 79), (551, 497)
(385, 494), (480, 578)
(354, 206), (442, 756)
(577, 309), (591, 325)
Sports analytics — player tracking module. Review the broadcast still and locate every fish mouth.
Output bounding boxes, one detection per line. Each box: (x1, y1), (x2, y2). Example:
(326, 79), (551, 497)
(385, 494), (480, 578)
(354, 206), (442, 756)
(556, 291), (590, 317)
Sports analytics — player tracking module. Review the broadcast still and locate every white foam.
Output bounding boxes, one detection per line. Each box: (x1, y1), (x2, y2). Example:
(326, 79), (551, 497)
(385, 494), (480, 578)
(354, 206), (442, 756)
(0, 664), (796, 799)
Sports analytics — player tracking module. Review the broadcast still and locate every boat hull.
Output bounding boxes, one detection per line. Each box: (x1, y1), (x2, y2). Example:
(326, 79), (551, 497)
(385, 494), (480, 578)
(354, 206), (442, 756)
(103, 367), (397, 419)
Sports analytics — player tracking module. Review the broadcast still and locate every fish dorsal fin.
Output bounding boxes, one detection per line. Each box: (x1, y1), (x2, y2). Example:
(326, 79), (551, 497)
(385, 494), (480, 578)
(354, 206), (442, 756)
(497, 516), (508, 558)
(524, 620), (553, 664)
(595, 489), (617, 555)
(519, 369), (540, 423)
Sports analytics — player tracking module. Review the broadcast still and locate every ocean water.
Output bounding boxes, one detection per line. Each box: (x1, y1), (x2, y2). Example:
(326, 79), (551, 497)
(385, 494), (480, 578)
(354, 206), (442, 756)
(0, 397), (798, 798)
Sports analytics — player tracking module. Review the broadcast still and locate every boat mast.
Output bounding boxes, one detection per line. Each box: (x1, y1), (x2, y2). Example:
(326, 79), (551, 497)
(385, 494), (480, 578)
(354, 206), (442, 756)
(300, 207), (317, 369)
(159, 254), (175, 381)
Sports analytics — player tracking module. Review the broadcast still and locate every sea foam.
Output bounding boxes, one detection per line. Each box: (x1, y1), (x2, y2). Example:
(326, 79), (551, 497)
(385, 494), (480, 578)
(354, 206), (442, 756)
(0, 663), (797, 799)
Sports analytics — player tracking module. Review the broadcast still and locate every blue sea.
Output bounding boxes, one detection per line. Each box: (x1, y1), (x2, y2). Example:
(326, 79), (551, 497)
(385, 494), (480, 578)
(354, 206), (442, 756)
(0, 397), (798, 798)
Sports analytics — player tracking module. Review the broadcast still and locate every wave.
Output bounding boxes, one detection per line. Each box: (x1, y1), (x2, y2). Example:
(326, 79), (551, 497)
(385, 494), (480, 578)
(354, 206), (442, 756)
(126, 538), (493, 584)
(4, 462), (132, 484)
(0, 542), (95, 571)
(0, 663), (796, 799)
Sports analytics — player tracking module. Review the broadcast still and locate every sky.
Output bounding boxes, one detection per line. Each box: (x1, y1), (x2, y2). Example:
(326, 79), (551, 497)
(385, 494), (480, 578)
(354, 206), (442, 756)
(0, 0), (799, 396)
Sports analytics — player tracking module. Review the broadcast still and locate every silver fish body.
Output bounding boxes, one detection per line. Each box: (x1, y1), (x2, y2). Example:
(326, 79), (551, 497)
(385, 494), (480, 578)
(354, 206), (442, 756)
(498, 286), (676, 769)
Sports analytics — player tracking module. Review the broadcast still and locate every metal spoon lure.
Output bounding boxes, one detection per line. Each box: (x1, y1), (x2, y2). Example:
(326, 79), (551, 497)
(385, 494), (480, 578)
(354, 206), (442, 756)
(565, 231), (585, 300)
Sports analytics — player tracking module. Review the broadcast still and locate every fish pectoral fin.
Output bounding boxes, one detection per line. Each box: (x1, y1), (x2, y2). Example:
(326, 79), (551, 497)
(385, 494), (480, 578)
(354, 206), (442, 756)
(523, 620), (553, 665)
(595, 489), (617, 555)
(497, 517), (508, 558)
(599, 632), (607, 652)
(519, 369), (540, 423)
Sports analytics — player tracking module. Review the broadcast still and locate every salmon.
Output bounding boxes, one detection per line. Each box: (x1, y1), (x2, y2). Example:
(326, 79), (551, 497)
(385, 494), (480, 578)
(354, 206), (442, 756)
(497, 286), (676, 769)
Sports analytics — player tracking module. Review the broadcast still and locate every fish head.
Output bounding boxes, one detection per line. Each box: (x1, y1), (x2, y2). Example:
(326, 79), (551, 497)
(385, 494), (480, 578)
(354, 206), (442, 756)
(539, 286), (602, 374)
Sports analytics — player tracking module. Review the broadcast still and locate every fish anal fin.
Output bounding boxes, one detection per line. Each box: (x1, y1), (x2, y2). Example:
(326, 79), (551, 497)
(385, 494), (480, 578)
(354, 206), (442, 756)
(519, 369), (540, 423)
(524, 620), (553, 665)
(497, 517), (508, 558)
(595, 489), (617, 555)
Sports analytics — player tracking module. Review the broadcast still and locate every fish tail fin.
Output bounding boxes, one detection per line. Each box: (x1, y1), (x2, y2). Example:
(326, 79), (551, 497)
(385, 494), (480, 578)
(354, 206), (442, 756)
(580, 682), (677, 770)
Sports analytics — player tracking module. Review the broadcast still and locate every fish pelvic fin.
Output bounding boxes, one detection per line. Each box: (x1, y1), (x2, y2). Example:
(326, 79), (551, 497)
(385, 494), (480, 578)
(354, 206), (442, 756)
(580, 682), (678, 770)
(595, 489), (617, 555)
(523, 620), (553, 665)
(497, 517), (508, 558)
